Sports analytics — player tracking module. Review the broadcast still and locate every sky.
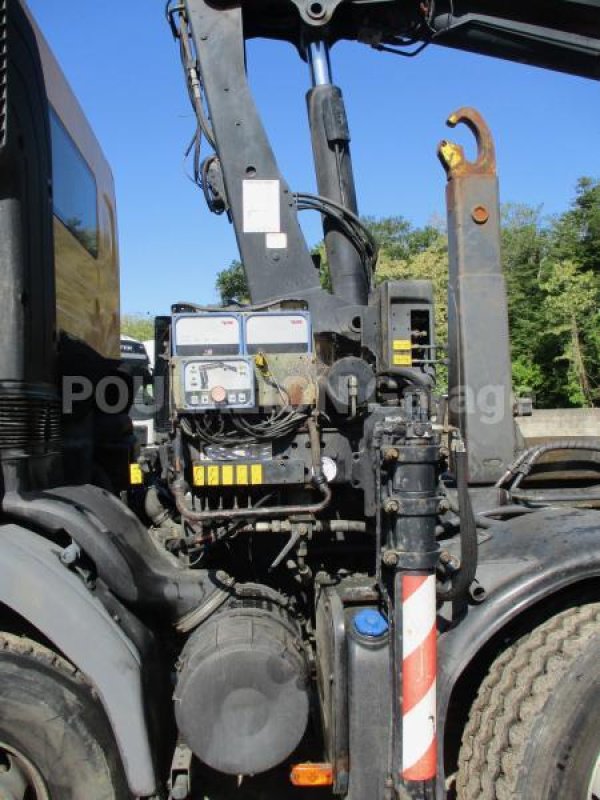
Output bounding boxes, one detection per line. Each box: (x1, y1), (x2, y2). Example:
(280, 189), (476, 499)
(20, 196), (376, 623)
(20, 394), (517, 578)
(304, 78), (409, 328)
(28, 1), (600, 316)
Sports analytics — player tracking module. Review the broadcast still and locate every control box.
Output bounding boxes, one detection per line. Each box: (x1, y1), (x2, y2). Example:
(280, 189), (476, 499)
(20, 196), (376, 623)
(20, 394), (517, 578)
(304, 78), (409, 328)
(179, 358), (255, 410)
(170, 310), (314, 412)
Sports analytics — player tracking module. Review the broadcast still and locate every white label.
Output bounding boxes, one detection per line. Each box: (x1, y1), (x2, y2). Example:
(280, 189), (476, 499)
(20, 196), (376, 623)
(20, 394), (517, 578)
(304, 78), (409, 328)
(246, 314), (309, 348)
(175, 315), (240, 348)
(266, 232), (288, 250)
(243, 180), (281, 233)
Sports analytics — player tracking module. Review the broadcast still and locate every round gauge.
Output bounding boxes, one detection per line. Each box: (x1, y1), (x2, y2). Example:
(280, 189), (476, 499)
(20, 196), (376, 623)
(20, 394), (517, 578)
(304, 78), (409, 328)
(320, 456), (338, 483)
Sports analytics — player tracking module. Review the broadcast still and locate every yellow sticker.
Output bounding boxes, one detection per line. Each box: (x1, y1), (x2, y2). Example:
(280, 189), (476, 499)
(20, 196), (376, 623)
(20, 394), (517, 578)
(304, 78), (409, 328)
(193, 465), (205, 487)
(393, 353), (413, 366)
(393, 339), (412, 352)
(129, 463), (143, 486)
(236, 464), (249, 485)
(250, 464), (264, 485)
(221, 465), (234, 486)
(208, 465), (220, 486)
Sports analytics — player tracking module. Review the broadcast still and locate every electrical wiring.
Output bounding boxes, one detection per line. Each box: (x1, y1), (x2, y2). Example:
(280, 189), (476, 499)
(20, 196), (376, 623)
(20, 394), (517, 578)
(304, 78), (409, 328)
(181, 406), (307, 447)
(177, 20), (216, 150)
(294, 192), (378, 283)
(169, 2), (218, 196)
(371, 0), (456, 58)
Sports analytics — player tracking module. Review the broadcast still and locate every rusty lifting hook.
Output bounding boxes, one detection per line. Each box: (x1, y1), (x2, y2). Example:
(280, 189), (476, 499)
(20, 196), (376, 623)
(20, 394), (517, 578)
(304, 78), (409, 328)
(437, 107), (497, 179)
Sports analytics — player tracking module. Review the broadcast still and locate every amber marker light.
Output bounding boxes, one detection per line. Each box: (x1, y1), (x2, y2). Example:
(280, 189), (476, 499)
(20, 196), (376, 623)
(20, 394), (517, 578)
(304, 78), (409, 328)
(290, 763), (334, 787)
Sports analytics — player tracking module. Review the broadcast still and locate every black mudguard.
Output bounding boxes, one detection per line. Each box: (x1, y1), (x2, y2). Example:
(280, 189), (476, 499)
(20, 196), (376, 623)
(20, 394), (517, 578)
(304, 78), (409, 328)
(0, 523), (158, 797)
(437, 506), (600, 793)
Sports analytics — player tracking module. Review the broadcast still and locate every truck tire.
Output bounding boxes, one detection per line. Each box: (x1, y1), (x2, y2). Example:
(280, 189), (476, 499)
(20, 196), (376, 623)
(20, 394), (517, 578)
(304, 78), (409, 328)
(456, 603), (600, 800)
(0, 633), (129, 800)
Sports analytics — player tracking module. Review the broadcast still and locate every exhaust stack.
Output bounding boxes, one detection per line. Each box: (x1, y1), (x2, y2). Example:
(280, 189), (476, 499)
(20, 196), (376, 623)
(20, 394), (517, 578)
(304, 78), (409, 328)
(0, 1), (61, 492)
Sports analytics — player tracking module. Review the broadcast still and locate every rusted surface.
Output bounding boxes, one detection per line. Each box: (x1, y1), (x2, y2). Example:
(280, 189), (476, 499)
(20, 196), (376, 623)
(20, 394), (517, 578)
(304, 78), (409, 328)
(254, 354), (319, 407)
(437, 107), (497, 179)
(471, 204), (490, 224)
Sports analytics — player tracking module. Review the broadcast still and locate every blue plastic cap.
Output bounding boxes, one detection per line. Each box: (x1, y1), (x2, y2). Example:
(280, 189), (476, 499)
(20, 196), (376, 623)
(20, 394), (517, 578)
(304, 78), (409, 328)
(353, 609), (389, 638)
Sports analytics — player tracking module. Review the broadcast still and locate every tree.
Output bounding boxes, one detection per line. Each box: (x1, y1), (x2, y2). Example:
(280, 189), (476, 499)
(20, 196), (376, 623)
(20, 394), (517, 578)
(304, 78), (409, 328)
(216, 260), (250, 305)
(541, 259), (600, 406)
(121, 313), (154, 342)
(549, 177), (600, 272)
(500, 203), (549, 397)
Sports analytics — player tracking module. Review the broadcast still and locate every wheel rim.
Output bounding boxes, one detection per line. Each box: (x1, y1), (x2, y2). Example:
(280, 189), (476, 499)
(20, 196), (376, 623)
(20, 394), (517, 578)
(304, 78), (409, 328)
(0, 742), (50, 800)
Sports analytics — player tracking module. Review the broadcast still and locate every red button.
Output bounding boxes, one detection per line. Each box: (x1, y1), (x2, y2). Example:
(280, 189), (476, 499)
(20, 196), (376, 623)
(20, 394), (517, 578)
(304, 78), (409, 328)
(210, 386), (227, 403)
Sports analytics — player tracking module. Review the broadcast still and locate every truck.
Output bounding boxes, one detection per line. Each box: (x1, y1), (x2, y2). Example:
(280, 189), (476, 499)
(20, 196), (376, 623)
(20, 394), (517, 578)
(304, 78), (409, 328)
(0, 0), (599, 798)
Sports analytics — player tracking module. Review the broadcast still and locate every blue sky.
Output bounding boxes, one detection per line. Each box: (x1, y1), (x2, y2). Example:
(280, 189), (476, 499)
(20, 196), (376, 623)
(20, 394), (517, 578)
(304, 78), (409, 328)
(29, 1), (600, 316)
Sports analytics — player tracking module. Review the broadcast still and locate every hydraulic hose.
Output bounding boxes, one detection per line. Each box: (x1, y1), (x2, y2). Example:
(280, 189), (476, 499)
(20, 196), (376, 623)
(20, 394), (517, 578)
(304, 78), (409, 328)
(497, 438), (600, 490)
(384, 366), (434, 389)
(510, 487), (600, 505)
(437, 444), (478, 601)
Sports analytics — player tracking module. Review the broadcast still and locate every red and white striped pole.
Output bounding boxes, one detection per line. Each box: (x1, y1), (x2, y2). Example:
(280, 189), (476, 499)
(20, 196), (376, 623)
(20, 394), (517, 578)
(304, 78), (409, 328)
(401, 573), (437, 784)
(379, 418), (440, 799)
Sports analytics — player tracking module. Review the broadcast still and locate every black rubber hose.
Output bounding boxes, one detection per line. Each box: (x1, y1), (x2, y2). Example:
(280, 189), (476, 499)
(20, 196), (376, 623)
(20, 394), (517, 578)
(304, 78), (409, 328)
(437, 447), (478, 601)
(510, 487), (600, 504)
(497, 438), (600, 489)
(383, 366), (434, 389)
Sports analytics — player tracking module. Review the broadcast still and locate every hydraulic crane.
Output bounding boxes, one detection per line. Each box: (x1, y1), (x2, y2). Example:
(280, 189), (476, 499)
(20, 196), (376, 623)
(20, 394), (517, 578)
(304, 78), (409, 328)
(0, 1), (599, 799)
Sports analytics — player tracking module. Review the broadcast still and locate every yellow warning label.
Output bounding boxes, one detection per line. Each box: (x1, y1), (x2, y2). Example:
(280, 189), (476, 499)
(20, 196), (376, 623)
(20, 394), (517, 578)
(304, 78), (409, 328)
(393, 339), (412, 352)
(221, 465), (234, 486)
(193, 463), (265, 487)
(251, 464), (264, 485)
(129, 463), (143, 485)
(208, 466), (220, 486)
(393, 353), (413, 366)
(236, 464), (249, 485)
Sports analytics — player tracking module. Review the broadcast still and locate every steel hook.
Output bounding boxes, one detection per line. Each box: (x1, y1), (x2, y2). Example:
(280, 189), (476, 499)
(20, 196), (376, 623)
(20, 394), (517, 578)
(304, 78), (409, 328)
(437, 107), (496, 178)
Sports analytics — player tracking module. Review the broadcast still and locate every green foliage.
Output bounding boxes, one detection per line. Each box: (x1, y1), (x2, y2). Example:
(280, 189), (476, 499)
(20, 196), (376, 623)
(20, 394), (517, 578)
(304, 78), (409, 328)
(216, 260), (250, 305)
(121, 313), (154, 342)
(213, 178), (600, 407)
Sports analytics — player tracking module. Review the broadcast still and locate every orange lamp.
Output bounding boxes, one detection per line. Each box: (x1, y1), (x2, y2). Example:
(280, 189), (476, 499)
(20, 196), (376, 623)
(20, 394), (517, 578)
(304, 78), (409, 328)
(290, 763), (334, 787)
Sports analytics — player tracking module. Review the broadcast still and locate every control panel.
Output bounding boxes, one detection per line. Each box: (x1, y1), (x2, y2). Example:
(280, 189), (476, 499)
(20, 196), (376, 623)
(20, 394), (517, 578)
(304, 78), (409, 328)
(170, 310), (314, 413)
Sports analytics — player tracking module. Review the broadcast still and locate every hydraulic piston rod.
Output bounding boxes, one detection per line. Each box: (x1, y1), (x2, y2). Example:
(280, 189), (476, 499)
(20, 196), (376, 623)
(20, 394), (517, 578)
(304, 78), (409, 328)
(305, 41), (368, 306)
(307, 41), (332, 86)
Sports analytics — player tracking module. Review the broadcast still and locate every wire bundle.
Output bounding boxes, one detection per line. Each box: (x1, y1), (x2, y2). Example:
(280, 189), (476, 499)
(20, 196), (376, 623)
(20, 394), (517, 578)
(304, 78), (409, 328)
(295, 192), (378, 282)
(181, 407), (307, 447)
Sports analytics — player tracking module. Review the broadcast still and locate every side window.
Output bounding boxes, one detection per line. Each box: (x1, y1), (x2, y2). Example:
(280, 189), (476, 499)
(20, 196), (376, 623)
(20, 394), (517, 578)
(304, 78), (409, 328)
(49, 108), (99, 258)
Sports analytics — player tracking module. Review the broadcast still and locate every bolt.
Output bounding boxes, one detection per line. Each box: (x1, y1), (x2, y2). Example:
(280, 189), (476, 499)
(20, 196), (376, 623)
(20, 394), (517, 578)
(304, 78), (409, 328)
(440, 550), (461, 572)
(382, 550), (399, 567)
(472, 204), (489, 224)
(383, 498), (401, 514)
(383, 447), (400, 463)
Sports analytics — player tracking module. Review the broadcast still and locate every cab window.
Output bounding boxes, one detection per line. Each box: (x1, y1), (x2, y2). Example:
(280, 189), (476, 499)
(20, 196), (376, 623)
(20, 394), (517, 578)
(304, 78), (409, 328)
(50, 108), (99, 258)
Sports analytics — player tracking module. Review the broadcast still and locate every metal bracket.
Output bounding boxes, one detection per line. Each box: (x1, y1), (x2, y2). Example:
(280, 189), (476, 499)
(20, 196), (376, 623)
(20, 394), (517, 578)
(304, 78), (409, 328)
(168, 743), (193, 800)
(290, 0), (346, 26)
